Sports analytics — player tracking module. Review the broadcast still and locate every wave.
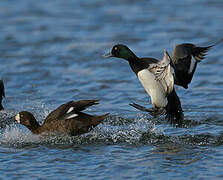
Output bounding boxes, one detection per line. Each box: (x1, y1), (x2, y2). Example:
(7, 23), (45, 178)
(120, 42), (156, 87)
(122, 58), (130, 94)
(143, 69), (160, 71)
(1, 113), (223, 148)
(0, 114), (161, 147)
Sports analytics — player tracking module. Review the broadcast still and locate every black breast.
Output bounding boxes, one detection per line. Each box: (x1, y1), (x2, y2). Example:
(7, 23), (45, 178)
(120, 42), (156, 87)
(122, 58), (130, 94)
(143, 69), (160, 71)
(129, 57), (159, 75)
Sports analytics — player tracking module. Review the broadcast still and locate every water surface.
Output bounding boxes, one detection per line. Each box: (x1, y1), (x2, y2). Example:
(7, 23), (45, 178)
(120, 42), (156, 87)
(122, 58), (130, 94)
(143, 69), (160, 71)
(1, 0), (223, 179)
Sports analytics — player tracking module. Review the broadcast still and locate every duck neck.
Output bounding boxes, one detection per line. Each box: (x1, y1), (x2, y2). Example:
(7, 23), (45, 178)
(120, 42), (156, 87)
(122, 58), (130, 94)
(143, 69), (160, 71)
(124, 51), (139, 63)
(127, 55), (144, 75)
(26, 118), (41, 133)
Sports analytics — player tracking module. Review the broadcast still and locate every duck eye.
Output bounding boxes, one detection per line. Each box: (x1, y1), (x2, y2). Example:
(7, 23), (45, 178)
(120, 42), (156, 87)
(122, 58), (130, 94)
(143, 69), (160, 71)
(21, 114), (24, 118)
(114, 47), (118, 51)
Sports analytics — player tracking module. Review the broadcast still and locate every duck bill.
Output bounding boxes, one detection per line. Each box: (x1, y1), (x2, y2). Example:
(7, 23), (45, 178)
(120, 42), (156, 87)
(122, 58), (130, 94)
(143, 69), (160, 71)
(103, 52), (113, 58)
(15, 114), (20, 123)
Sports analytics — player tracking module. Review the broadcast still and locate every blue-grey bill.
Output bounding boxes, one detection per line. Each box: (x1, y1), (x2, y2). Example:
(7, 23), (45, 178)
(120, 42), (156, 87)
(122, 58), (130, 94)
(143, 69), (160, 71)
(103, 52), (113, 58)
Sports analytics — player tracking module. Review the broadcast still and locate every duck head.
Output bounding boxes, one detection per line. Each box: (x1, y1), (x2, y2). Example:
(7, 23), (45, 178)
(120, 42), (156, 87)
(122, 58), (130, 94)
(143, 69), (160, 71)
(15, 111), (40, 131)
(104, 44), (138, 61)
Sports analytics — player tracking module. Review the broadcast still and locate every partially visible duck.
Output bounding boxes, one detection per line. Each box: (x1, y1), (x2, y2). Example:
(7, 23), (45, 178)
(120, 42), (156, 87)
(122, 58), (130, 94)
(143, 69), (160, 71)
(104, 44), (183, 124)
(172, 39), (223, 88)
(0, 80), (5, 110)
(15, 100), (109, 136)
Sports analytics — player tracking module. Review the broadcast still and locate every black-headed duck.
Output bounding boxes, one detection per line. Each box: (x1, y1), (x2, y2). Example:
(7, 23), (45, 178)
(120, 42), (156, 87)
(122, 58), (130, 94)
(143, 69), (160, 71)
(104, 44), (183, 124)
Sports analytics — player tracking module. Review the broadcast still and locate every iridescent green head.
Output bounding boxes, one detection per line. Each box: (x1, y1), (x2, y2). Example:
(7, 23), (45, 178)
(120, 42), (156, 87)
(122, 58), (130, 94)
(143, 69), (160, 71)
(104, 44), (137, 60)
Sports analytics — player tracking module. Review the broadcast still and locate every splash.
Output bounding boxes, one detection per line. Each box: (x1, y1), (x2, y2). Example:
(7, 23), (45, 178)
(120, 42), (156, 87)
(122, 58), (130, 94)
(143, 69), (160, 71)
(0, 124), (41, 146)
(0, 114), (163, 147)
(87, 114), (162, 144)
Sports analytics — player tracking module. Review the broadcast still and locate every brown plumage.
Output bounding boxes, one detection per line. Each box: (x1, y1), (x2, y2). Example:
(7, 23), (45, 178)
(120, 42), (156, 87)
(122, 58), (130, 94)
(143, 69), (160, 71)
(15, 100), (109, 136)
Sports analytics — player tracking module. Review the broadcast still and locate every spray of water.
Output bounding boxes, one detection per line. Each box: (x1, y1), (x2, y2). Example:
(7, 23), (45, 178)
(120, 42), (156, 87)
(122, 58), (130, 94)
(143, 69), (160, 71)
(0, 112), (164, 147)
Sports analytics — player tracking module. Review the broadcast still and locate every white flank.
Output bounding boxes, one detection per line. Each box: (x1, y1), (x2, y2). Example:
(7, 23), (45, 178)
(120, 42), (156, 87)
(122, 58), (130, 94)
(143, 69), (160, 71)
(189, 58), (196, 74)
(137, 69), (168, 108)
(65, 113), (78, 120)
(15, 114), (20, 123)
(67, 107), (74, 113)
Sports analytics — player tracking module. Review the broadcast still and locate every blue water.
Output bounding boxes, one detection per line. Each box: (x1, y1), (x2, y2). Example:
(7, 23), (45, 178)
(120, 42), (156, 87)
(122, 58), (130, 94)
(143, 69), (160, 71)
(0, 0), (223, 179)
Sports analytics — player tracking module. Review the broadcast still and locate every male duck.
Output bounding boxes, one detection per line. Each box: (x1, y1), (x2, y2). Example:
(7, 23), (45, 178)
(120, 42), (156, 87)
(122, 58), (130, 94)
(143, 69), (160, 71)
(0, 80), (5, 110)
(171, 39), (223, 88)
(104, 44), (183, 124)
(15, 100), (109, 136)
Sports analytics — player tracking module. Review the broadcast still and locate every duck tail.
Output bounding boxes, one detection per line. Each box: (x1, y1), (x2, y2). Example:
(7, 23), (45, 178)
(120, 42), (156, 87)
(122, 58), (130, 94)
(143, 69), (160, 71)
(91, 113), (109, 127)
(165, 88), (184, 125)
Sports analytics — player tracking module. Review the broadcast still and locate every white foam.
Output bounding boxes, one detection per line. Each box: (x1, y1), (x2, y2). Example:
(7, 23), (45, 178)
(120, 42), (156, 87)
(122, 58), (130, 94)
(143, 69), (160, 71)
(0, 124), (41, 145)
(0, 111), (164, 146)
(80, 114), (163, 144)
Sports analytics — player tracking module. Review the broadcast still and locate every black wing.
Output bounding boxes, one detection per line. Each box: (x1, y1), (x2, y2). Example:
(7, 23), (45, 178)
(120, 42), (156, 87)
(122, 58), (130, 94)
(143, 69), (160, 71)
(44, 100), (99, 123)
(172, 39), (223, 88)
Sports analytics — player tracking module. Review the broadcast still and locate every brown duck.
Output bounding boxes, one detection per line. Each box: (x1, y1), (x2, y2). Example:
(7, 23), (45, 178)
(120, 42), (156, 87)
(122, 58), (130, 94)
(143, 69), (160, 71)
(15, 100), (109, 136)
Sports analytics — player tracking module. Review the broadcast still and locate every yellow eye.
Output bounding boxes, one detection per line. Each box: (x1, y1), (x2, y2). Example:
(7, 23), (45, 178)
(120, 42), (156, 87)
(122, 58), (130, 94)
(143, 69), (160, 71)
(21, 114), (24, 118)
(114, 47), (118, 50)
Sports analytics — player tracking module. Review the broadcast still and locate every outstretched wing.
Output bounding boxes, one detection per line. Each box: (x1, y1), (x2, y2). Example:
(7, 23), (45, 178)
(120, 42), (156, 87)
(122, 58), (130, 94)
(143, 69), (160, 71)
(171, 39), (223, 88)
(172, 43), (211, 72)
(44, 100), (99, 123)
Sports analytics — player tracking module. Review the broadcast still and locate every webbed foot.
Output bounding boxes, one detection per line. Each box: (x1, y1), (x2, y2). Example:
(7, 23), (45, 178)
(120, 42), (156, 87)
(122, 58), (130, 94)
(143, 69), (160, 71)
(129, 103), (165, 117)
